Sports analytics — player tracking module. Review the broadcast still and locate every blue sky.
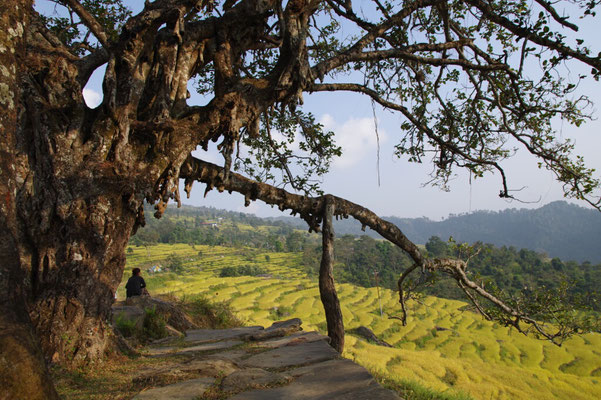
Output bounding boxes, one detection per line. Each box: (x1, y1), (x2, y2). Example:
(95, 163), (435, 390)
(38, 0), (601, 220)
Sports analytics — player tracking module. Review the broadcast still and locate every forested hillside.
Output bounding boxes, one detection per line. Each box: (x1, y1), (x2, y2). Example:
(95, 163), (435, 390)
(130, 204), (601, 311)
(331, 201), (601, 263)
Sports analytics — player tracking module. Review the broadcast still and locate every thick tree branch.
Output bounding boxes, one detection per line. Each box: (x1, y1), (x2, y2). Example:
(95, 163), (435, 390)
(63, 0), (110, 48)
(180, 156), (580, 344)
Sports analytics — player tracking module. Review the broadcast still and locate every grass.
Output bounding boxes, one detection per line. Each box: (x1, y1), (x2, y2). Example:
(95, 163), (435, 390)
(119, 243), (601, 400)
(51, 353), (189, 400)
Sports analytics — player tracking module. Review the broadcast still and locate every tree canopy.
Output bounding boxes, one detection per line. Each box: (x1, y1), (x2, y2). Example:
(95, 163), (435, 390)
(2, 0), (601, 397)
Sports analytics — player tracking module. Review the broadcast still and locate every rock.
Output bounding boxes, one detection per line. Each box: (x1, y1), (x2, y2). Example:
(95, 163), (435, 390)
(184, 326), (263, 344)
(266, 318), (302, 331)
(350, 326), (392, 347)
(242, 339), (338, 369)
(146, 339), (243, 357)
(206, 349), (248, 361)
(180, 339), (243, 353)
(123, 296), (197, 332)
(251, 331), (330, 349)
(180, 358), (238, 376)
(243, 318), (303, 341)
(221, 368), (290, 392)
(133, 377), (214, 400)
(228, 359), (400, 400)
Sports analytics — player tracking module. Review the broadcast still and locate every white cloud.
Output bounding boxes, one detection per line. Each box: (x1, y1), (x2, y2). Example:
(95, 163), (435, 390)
(320, 114), (387, 169)
(82, 88), (102, 108)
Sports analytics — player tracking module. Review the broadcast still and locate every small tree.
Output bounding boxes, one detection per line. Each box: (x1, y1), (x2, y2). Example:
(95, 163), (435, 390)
(166, 253), (184, 273)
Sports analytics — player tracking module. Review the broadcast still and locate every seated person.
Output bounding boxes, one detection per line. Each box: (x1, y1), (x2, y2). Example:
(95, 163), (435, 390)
(125, 268), (147, 298)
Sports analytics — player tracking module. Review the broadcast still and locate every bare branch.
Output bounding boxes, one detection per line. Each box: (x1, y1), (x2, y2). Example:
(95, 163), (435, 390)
(464, 0), (601, 70)
(534, 0), (579, 31)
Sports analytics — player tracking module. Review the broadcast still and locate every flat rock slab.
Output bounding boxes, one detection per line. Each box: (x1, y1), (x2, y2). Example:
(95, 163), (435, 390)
(184, 326), (263, 344)
(241, 340), (338, 369)
(221, 368), (290, 392)
(178, 340), (243, 354)
(147, 339), (243, 356)
(133, 377), (215, 400)
(179, 358), (238, 377)
(207, 349), (248, 361)
(228, 359), (400, 400)
(251, 331), (329, 349)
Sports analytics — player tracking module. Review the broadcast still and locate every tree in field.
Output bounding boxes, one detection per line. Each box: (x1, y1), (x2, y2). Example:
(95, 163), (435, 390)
(1, 0), (601, 397)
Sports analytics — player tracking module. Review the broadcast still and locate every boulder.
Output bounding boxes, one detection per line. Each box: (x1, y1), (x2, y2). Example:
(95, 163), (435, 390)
(184, 326), (263, 344)
(243, 318), (303, 341)
(350, 326), (392, 347)
(122, 296), (197, 332)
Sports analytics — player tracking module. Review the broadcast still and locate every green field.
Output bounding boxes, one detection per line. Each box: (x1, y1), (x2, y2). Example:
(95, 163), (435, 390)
(120, 243), (601, 400)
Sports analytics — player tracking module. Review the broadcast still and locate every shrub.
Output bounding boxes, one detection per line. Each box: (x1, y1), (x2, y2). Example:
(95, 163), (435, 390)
(269, 306), (293, 320)
(142, 306), (168, 340)
(166, 253), (184, 273)
(180, 295), (241, 329)
(114, 314), (137, 338)
(219, 265), (267, 277)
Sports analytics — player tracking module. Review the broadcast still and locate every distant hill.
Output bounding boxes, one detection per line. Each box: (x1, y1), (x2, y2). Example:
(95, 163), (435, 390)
(161, 201), (601, 262)
(330, 201), (601, 263)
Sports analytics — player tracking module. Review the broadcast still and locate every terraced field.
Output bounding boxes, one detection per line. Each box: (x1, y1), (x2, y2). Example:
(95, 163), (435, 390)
(120, 243), (601, 400)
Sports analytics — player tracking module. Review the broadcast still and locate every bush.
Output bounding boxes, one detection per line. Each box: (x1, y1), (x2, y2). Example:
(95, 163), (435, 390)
(219, 265), (267, 277)
(180, 295), (241, 328)
(142, 306), (168, 340)
(114, 314), (137, 338)
(269, 306), (293, 320)
(114, 307), (168, 343)
(166, 253), (184, 273)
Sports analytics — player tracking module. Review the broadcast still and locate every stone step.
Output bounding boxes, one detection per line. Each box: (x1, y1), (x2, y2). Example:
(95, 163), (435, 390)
(227, 359), (400, 400)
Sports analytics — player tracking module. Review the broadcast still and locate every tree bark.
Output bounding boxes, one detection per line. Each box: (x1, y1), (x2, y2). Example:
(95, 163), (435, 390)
(319, 195), (345, 353)
(0, 1), (59, 398)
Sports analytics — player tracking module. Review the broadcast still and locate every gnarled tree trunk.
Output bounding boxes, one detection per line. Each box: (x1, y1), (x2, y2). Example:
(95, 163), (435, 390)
(0, 1), (291, 397)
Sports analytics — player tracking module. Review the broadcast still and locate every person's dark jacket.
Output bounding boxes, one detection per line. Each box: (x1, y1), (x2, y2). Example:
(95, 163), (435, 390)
(125, 275), (146, 298)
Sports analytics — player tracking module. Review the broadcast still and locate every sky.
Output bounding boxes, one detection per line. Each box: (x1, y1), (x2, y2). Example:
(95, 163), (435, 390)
(41, 0), (601, 221)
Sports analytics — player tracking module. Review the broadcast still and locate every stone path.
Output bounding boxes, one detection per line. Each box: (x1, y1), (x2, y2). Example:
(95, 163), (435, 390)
(131, 319), (401, 399)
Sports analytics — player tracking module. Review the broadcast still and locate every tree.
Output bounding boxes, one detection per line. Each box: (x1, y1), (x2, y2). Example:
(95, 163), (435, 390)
(2, 0), (601, 397)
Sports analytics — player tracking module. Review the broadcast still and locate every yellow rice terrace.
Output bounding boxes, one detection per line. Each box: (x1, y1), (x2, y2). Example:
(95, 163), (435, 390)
(119, 243), (601, 400)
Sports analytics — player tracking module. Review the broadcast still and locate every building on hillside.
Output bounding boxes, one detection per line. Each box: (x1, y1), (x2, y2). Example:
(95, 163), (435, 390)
(147, 265), (162, 274)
